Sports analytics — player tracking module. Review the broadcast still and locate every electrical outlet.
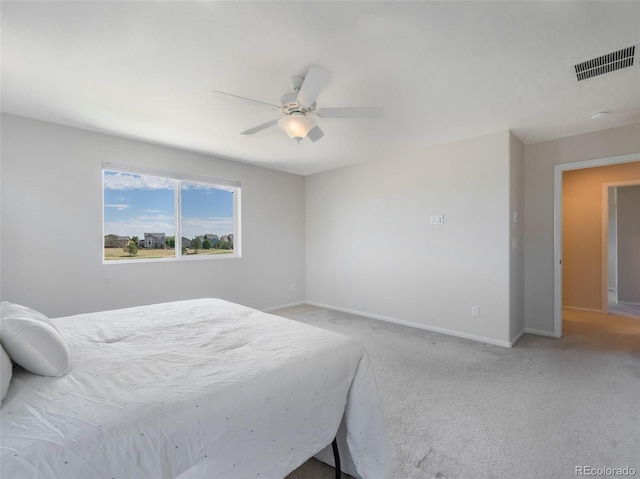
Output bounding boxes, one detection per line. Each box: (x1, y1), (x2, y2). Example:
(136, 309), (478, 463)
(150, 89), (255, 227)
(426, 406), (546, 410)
(430, 215), (444, 225)
(471, 306), (479, 317)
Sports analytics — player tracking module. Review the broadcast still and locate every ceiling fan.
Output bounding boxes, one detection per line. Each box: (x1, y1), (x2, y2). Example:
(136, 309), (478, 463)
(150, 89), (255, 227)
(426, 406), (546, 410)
(212, 66), (383, 143)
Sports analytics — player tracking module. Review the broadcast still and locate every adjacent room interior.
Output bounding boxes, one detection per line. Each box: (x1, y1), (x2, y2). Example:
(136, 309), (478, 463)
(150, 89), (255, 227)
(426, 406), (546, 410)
(1, 2), (639, 478)
(562, 162), (640, 318)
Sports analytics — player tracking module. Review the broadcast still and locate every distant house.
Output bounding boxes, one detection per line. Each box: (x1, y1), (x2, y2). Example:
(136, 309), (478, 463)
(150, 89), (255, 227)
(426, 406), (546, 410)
(204, 234), (218, 244)
(104, 234), (130, 248)
(142, 232), (165, 249)
(181, 237), (191, 248)
(218, 235), (233, 249)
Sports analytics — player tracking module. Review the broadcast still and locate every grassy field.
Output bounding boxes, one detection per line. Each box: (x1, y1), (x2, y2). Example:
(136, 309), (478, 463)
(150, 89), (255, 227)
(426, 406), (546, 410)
(104, 248), (233, 260)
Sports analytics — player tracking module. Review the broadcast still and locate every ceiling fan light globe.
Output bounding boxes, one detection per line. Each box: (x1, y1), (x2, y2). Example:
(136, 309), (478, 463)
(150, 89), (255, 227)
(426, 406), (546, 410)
(277, 114), (315, 141)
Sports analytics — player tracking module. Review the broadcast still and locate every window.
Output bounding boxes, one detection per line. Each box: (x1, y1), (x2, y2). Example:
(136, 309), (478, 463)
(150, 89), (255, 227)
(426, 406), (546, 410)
(102, 163), (240, 262)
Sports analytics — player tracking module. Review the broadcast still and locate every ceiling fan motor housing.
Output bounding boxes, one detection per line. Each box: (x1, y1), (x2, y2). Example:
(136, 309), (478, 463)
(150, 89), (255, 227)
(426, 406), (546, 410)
(279, 91), (315, 115)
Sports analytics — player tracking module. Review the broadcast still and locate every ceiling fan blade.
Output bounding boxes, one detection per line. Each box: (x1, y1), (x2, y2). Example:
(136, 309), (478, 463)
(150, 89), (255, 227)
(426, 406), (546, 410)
(307, 125), (325, 142)
(211, 91), (280, 110)
(296, 66), (331, 108)
(317, 107), (383, 119)
(240, 118), (279, 135)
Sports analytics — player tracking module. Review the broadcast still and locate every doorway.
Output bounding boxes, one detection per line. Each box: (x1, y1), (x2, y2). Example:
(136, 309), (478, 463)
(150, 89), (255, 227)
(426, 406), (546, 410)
(553, 153), (640, 337)
(605, 183), (640, 318)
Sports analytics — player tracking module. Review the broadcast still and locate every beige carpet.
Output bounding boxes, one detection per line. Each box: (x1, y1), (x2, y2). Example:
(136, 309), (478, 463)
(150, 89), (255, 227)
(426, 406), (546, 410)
(280, 305), (640, 479)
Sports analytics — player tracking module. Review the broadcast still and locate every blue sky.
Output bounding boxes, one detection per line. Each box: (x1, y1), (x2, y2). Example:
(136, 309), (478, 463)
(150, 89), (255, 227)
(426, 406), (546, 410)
(103, 171), (235, 239)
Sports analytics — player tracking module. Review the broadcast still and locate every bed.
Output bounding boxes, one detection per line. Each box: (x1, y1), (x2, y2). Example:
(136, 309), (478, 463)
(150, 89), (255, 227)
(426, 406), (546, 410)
(0, 298), (392, 479)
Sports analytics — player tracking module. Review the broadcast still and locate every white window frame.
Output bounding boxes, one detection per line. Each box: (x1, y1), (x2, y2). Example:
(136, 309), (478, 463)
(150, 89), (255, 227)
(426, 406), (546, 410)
(102, 162), (241, 264)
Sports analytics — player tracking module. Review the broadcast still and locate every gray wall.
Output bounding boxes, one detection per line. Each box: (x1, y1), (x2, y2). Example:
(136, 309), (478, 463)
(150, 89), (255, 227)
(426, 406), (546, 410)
(305, 130), (517, 346)
(617, 185), (640, 304)
(3, 112), (637, 342)
(524, 123), (640, 334)
(0, 114), (306, 317)
(509, 132), (525, 339)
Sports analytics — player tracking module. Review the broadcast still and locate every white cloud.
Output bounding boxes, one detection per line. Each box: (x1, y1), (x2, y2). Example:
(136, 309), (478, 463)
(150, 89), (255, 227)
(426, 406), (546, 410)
(105, 203), (130, 211)
(182, 182), (237, 193)
(104, 172), (175, 191)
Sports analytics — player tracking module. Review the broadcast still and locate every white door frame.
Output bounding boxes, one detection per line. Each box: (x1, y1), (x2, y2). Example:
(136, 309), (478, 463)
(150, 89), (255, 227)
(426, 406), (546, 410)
(553, 153), (640, 338)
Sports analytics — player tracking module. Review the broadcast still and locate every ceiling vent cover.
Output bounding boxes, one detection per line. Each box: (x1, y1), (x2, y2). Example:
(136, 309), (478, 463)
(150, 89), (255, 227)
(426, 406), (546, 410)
(574, 45), (636, 81)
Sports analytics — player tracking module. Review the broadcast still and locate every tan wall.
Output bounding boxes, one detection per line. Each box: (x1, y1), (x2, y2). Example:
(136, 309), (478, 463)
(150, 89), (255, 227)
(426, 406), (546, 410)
(562, 162), (640, 311)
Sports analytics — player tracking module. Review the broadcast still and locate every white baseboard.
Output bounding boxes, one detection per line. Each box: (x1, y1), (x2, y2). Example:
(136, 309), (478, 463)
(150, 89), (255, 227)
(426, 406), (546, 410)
(616, 300), (640, 307)
(305, 300), (514, 348)
(510, 329), (526, 347)
(262, 301), (305, 313)
(524, 327), (558, 338)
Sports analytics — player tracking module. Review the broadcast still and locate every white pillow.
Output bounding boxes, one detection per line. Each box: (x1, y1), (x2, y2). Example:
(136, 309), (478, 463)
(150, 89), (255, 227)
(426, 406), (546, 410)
(1, 343), (12, 406)
(0, 302), (70, 377)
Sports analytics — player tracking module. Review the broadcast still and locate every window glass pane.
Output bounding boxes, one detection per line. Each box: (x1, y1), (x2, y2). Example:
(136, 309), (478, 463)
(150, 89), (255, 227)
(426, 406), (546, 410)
(181, 181), (235, 256)
(103, 170), (176, 261)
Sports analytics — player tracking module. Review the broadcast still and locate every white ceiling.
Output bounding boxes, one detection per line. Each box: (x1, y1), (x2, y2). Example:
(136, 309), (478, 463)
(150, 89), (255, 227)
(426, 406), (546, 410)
(2, 1), (639, 176)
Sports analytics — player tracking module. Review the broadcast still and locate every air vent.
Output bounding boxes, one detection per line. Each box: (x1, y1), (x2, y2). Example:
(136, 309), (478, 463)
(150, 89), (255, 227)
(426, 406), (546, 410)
(574, 45), (635, 81)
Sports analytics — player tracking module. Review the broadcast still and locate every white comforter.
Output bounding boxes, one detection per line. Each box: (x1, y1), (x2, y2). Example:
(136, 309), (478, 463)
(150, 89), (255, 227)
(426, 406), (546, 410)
(0, 299), (392, 479)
